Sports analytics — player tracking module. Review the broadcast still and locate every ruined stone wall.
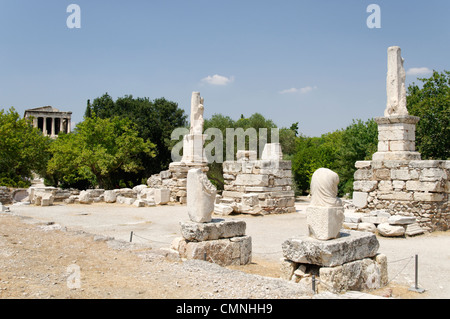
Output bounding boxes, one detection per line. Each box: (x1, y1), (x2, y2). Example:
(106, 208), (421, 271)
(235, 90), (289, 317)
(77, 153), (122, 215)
(218, 159), (295, 215)
(0, 187), (13, 204)
(353, 160), (450, 231)
(147, 162), (208, 204)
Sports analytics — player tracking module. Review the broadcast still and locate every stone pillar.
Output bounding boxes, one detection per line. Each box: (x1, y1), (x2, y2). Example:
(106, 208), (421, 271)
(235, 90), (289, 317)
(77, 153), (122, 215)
(60, 117), (64, 134)
(371, 46), (421, 161)
(43, 117), (47, 136)
(181, 92), (208, 164)
(51, 117), (55, 137)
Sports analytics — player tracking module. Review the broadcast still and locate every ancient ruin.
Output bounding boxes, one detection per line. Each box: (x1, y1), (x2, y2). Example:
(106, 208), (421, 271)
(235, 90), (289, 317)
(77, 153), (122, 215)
(215, 143), (296, 215)
(306, 168), (344, 240)
(281, 168), (388, 293)
(24, 106), (72, 138)
(353, 46), (449, 232)
(172, 168), (252, 266)
(147, 92), (209, 204)
(181, 92), (208, 164)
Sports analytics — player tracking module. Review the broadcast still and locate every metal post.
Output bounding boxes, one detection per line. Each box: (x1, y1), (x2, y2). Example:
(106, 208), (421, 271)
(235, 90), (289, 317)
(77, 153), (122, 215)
(130, 231), (134, 243)
(312, 275), (316, 294)
(409, 254), (425, 293)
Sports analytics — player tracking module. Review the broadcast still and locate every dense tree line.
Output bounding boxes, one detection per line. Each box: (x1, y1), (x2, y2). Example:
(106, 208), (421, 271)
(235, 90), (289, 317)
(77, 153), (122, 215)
(0, 71), (448, 195)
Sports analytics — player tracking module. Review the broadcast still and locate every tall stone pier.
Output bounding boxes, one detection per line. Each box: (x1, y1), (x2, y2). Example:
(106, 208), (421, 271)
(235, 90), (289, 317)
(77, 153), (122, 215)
(147, 92), (209, 203)
(353, 46), (449, 232)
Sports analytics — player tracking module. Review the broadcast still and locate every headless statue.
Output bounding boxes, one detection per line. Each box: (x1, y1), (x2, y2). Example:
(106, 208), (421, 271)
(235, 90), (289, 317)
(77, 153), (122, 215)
(190, 92), (204, 135)
(309, 168), (342, 208)
(385, 46), (408, 117)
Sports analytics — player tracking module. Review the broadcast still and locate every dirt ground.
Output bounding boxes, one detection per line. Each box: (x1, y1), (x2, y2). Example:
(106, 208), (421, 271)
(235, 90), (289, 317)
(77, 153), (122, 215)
(1, 211), (441, 300)
(1, 212), (313, 299)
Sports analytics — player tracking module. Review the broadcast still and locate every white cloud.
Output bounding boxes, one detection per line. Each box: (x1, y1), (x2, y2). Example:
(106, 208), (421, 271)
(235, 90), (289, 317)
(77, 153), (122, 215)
(299, 86), (317, 94)
(279, 86), (317, 94)
(407, 67), (433, 76)
(201, 74), (234, 86)
(279, 88), (298, 94)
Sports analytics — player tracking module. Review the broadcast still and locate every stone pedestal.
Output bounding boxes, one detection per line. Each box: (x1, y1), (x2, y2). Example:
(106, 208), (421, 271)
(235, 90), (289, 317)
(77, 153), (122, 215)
(172, 219), (252, 266)
(281, 230), (387, 293)
(372, 115), (421, 161)
(306, 206), (344, 241)
(181, 134), (208, 164)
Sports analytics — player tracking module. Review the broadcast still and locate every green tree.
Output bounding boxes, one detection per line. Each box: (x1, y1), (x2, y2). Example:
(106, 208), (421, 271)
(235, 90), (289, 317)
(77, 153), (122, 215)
(279, 125), (298, 158)
(291, 130), (343, 195)
(0, 107), (52, 187)
(291, 119), (377, 196)
(86, 94), (187, 175)
(336, 119), (378, 195)
(203, 113), (280, 190)
(47, 115), (155, 189)
(407, 70), (450, 159)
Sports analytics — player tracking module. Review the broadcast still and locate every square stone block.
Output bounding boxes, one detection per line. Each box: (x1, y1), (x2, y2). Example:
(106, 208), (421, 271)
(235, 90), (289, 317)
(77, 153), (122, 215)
(176, 235), (252, 266)
(154, 188), (170, 205)
(180, 219), (246, 242)
(318, 254), (388, 293)
(306, 206), (344, 241)
(352, 192), (368, 208)
(282, 230), (380, 267)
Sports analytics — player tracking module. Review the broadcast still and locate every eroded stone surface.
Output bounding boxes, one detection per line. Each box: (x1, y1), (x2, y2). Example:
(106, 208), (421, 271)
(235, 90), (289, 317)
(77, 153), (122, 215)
(180, 219), (246, 242)
(282, 230), (380, 267)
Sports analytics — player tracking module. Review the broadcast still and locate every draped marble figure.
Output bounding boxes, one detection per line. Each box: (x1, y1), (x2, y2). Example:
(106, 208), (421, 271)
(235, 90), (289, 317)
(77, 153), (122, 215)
(309, 168), (342, 208)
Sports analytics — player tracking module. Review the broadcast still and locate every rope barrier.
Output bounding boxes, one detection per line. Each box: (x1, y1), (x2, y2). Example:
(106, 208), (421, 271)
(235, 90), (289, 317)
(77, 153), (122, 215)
(130, 231), (424, 294)
(129, 231), (171, 245)
(387, 255), (414, 285)
(307, 255), (419, 294)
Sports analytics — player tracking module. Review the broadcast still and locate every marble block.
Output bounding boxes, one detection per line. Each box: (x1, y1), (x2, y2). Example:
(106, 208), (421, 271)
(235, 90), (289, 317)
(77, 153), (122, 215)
(180, 219), (246, 242)
(282, 230), (380, 267)
(187, 168), (217, 223)
(306, 206), (344, 240)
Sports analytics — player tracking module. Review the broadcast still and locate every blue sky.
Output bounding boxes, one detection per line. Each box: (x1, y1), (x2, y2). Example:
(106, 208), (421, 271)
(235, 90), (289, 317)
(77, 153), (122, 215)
(0, 0), (449, 137)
